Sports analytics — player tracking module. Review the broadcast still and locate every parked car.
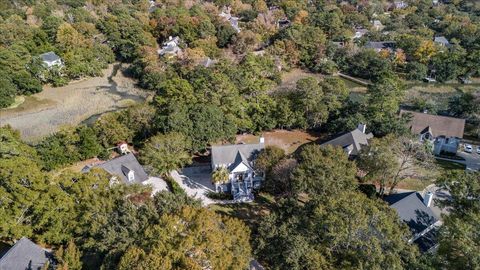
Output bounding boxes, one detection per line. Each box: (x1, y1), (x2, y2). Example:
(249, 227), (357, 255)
(423, 77), (437, 83)
(477, 146), (480, 154)
(464, 144), (473, 153)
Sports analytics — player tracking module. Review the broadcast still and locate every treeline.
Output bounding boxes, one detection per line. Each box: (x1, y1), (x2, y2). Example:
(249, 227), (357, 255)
(0, 126), (251, 269)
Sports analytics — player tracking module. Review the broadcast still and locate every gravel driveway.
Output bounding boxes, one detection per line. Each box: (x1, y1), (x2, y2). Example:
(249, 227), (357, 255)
(170, 166), (216, 206)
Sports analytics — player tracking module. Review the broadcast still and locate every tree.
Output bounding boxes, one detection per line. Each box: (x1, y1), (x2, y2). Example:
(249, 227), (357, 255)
(267, 158), (297, 196)
(0, 76), (16, 108)
(117, 207), (252, 270)
(140, 132), (192, 175)
(56, 240), (82, 270)
(435, 170), (480, 269)
(255, 192), (419, 269)
(255, 146), (286, 174)
(77, 126), (103, 159)
(94, 112), (134, 148)
(357, 134), (433, 196)
(406, 61), (428, 81)
(414, 40), (437, 64)
(292, 145), (357, 196)
(448, 92), (480, 118)
(212, 166), (230, 185)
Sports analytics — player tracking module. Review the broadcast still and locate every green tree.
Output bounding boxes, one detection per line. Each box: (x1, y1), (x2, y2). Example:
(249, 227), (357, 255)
(140, 132), (192, 175)
(212, 166), (230, 185)
(292, 144), (357, 196)
(0, 76), (16, 108)
(77, 126), (103, 160)
(254, 146), (286, 174)
(56, 240), (82, 270)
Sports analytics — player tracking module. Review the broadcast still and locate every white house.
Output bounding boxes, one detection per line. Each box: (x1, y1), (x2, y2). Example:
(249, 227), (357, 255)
(219, 7), (241, 33)
(401, 110), (465, 155)
(211, 138), (265, 202)
(158, 36), (182, 57)
(39, 51), (63, 68)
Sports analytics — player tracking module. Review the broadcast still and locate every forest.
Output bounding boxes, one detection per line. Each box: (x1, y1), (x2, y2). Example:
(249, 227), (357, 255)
(1, 0), (480, 269)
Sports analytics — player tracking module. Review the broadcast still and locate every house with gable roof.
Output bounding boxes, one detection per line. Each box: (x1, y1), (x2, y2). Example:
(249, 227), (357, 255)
(211, 138), (265, 202)
(384, 191), (441, 253)
(158, 36), (182, 57)
(321, 124), (374, 158)
(0, 237), (53, 270)
(400, 110), (465, 155)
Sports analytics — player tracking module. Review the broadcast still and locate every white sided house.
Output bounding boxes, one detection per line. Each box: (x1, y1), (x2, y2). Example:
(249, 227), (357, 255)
(401, 110), (465, 155)
(39, 51), (63, 69)
(211, 138), (265, 202)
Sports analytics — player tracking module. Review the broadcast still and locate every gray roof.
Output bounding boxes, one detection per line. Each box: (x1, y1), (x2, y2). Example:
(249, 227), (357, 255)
(365, 41), (396, 50)
(384, 192), (438, 235)
(90, 153), (149, 184)
(400, 109), (465, 138)
(0, 238), (52, 270)
(39, 51), (60, 62)
(321, 129), (373, 156)
(211, 143), (264, 170)
(434, 36), (450, 46)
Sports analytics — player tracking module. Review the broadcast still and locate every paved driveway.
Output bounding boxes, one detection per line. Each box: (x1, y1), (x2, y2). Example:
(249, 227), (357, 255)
(458, 147), (480, 171)
(170, 166), (216, 206)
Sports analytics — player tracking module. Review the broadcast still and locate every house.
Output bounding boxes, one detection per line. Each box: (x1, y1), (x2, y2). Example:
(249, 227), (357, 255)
(0, 237), (54, 270)
(393, 1), (408, 9)
(211, 139), (265, 202)
(434, 36), (451, 48)
(384, 192), (441, 252)
(219, 7), (241, 33)
(400, 110), (465, 155)
(158, 36), (182, 57)
(277, 18), (291, 29)
(365, 41), (396, 52)
(372, 20), (384, 31)
(39, 51), (63, 68)
(82, 153), (149, 185)
(353, 28), (369, 39)
(321, 124), (374, 158)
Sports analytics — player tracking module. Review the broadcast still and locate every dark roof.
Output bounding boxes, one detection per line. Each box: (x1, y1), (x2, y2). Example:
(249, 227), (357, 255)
(0, 238), (52, 270)
(384, 192), (438, 235)
(413, 227), (440, 253)
(211, 143), (264, 169)
(365, 41), (396, 50)
(400, 110), (465, 138)
(321, 128), (373, 156)
(39, 51), (60, 62)
(92, 153), (149, 184)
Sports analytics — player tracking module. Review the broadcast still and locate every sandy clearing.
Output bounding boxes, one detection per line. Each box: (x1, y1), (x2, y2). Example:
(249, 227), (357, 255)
(0, 63), (151, 142)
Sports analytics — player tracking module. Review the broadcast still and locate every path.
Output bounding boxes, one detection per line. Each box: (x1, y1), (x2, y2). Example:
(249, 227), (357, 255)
(0, 63), (150, 142)
(170, 168), (216, 206)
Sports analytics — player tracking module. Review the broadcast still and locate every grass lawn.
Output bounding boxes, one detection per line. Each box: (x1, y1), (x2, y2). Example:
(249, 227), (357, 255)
(209, 192), (276, 229)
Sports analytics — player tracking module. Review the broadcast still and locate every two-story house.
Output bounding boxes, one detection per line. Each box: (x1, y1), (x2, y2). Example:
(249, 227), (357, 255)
(401, 110), (465, 155)
(211, 139), (265, 202)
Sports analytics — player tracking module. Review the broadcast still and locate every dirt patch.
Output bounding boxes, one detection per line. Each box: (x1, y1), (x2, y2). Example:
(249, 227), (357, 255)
(235, 129), (324, 154)
(275, 68), (324, 92)
(0, 63), (151, 142)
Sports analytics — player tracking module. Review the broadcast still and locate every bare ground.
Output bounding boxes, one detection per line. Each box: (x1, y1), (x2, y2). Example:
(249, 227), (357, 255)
(0, 63), (151, 142)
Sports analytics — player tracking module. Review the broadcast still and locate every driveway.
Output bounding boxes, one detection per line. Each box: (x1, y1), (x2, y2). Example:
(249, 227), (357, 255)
(458, 147), (480, 171)
(170, 166), (216, 206)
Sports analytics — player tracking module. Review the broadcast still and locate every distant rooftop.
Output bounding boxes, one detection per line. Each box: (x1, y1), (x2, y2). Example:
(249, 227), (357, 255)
(400, 109), (465, 138)
(39, 51), (61, 63)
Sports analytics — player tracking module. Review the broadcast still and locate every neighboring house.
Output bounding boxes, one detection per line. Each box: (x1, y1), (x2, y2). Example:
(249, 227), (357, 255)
(434, 36), (451, 48)
(158, 36), (182, 57)
(401, 110), (465, 155)
(353, 28), (369, 39)
(372, 20), (384, 31)
(0, 237), (53, 270)
(393, 1), (408, 9)
(219, 7), (241, 33)
(199, 57), (216, 68)
(384, 192), (441, 252)
(321, 124), (374, 158)
(277, 18), (291, 29)
(82, 153), (149, 185)
(39, 51), (63, 69)
(365, 41), (396, 52)
(211, 139), (265, 202)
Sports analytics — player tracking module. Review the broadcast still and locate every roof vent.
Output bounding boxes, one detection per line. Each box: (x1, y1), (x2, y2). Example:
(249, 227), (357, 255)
(259, 137), (265, 144)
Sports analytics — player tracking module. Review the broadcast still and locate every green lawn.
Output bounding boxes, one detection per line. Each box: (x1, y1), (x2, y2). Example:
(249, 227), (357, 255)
(435, 159), (466, 171)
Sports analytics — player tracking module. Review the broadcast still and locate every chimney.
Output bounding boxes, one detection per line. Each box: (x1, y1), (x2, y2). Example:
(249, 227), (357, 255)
(423, 192), (433, 207)
(357, 123), (366, 134)
(259, 137), (265, 144)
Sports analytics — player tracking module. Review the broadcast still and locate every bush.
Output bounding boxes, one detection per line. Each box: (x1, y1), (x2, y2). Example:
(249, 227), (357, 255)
(206, 191), (233, 200)
(164, 175), (185, 195)
(358, 184), (377, 198)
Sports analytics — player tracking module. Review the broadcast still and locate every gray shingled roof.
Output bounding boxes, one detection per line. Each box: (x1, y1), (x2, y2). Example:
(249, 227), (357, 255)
(321, 129), (373, 156)
(0, 238), (52, 270)
(39, 51), (60, 62)
(211, 143), (264, 169)
(400, 109), (465, 138)
(92, 153), (149, 184)
(384, 192), (438, 235)
(434, 36), (450, 46)
(365, 41), (396, 50)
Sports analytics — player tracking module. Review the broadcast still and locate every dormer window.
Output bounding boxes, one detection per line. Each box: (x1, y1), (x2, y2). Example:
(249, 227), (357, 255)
(127, 170), (135, 182)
